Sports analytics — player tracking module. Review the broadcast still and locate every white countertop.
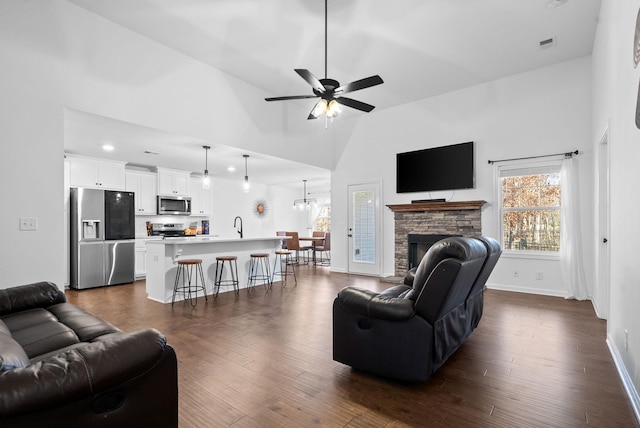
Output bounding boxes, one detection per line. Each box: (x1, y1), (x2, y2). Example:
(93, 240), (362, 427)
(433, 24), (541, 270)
(146, 236), (284, 245)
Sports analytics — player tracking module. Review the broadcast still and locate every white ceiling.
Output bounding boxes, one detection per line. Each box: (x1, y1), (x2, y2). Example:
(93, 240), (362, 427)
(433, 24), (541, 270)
(64, 108), (331, 190)
(64, 0), (601, 189)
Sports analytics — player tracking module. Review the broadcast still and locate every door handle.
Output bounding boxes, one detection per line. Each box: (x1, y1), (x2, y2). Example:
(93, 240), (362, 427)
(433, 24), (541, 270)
(347, 234), (353, 237)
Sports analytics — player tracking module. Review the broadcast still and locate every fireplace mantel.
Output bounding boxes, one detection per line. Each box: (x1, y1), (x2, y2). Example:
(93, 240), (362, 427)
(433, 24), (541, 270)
(386, 200), (486, 213)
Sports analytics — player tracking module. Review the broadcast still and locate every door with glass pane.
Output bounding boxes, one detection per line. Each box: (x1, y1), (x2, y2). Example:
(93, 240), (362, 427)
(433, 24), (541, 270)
(348, 182), (382, 276)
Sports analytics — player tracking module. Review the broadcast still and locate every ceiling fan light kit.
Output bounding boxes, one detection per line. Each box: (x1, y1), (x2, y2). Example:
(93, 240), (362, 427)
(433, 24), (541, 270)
(265, 0), (383, 121)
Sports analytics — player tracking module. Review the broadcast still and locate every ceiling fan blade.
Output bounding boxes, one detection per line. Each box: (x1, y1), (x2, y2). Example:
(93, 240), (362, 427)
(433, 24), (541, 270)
(335, 75), (384, 95)
(265, 95), (319, 102)
(335, 97), (376, 113)
(307, 103), (320, 120)
(295, 69), (325, 93)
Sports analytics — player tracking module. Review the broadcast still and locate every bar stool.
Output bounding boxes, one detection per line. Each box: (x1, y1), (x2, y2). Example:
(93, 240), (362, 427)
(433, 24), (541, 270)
(247, 253), (272, 291)
(214, 256), (239, 297)
(272, 250), (296, 287)
(172, 259), (208, 307)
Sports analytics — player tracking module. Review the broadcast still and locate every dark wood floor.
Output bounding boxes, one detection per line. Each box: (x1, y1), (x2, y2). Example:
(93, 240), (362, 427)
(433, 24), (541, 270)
(66, 265), (638, 428)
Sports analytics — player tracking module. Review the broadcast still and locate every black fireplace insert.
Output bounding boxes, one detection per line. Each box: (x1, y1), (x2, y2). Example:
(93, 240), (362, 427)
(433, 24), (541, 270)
(407, 234), (460, 270)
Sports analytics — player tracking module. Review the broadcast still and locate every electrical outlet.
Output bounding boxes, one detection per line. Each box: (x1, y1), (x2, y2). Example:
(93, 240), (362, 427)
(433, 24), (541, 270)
(513, 270), (519, 278)
(19, 217), (38, 231)
(536, 272), (544, 280)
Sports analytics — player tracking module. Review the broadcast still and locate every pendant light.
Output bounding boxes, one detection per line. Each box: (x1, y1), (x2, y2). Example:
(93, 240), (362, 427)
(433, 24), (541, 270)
(243, 154), (250, 192)
(293, 179), (317, 210)
(202, 145), (211, 189)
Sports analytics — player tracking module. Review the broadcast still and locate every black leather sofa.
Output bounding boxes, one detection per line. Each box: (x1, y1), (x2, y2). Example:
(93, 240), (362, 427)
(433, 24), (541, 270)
(0, 282), (178, 427)
(333, 236), (501, 382)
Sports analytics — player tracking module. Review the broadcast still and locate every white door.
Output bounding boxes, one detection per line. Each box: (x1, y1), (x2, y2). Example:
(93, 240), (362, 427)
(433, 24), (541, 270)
(596, 131), (610, 319)
(347, 182), (382, 276)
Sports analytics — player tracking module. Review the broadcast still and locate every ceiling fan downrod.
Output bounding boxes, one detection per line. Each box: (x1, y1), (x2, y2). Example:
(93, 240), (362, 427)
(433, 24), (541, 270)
(324, 0), (328, 79)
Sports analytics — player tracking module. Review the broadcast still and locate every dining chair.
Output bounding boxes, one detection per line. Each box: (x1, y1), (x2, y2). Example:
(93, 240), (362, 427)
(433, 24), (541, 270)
(315, 232), (331, 265)
(285, 231), (306, 264)
(309, 231), (325, 264)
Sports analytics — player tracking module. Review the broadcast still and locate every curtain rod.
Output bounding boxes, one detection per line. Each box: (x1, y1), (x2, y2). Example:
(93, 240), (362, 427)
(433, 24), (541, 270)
(487, 150), (579, 165)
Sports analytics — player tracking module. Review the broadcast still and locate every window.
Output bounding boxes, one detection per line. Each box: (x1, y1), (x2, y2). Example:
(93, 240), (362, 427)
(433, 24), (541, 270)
(499, 162), (561, 253)
(313, 205), (331, 232)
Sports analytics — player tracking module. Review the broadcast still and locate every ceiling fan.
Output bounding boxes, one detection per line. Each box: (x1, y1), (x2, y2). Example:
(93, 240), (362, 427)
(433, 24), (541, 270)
(265, 0), (384, 120)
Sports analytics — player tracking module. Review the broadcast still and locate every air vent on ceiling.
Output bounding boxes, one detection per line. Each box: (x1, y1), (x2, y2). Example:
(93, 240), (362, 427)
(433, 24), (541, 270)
(546, 0), (568, 9)
(143, 150), (159, 155)
(539, 37), (556, 49)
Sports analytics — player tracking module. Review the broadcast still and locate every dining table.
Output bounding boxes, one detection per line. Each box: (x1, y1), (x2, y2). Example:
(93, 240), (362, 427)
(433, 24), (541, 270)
(298, 236), (325, 265)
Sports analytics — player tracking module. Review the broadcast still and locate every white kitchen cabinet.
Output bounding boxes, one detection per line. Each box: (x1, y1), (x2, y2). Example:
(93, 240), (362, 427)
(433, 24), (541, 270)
(126, 171), (157, 215)
(67, 155), (126, 190)
(134, 237), (162, 278)
(157, 167), (190, 196)
(189, 177), (212, 216)
(135, 246), (146, 279)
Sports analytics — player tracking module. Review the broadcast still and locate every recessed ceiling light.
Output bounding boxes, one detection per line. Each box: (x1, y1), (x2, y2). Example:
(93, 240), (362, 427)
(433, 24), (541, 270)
(227, 166), (236, 172)
(102, 144), (114, 151)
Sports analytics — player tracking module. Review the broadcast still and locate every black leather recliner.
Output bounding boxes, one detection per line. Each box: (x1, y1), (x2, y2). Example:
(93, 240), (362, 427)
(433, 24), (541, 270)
(333, 236), (501, 382)
(0, 282), (178, 427)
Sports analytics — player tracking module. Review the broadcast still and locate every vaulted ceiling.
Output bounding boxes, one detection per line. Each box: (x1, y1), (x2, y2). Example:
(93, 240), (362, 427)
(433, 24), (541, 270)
(64, 0), (601, 187)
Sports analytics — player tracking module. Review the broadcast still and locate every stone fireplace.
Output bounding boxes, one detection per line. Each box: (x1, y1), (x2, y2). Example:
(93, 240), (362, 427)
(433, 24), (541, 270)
(386, 200), (485, 276)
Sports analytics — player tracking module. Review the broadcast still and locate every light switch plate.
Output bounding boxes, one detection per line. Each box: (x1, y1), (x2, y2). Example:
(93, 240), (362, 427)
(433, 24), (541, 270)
(19, 217), (38, 231)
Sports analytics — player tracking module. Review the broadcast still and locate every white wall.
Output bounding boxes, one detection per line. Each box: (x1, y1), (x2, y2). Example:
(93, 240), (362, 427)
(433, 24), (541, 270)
(133, 178), (308, 240)
(207, 177), (309, 239)
(331, 57), (595, 297)
(592, 0), (640, 417)
(0, 0), (330, 289)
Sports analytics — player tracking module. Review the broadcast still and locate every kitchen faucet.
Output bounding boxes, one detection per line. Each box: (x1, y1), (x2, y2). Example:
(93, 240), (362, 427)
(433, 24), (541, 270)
(234, 216), (243, 238)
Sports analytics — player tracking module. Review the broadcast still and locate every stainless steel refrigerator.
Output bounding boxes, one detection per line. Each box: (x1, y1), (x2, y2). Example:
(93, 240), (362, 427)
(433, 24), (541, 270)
(70, 188), (135, 289)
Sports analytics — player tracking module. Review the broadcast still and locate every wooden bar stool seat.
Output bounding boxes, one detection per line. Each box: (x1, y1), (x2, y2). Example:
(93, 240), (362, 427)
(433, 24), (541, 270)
(214, 256), (239, 297)
(247, 253), (272, 291)
(172, 258), (208, 307)
(272, 250), (296, 287)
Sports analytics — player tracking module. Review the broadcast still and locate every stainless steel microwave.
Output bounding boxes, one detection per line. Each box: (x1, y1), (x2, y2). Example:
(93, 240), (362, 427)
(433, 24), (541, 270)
(157, 195), (191, 215)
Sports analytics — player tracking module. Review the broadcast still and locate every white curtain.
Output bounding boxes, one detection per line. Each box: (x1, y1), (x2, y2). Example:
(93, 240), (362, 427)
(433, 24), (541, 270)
(560, 157), (589, 300)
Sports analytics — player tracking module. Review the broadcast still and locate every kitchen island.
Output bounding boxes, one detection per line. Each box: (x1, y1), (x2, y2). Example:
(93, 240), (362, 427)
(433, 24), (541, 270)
(145, 236), (285, 303)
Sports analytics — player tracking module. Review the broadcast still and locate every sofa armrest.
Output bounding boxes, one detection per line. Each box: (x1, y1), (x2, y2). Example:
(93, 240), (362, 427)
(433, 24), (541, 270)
(0, 282), (65, 316)
(0, 328), (170, 417)
(335, 286), (415, 321)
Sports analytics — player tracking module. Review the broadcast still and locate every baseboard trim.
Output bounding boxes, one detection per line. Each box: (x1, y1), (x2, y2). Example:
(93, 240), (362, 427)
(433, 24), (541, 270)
(590, 298), (607, 320)
(607, 336), (640, 424)
(485, 282), (566, 298)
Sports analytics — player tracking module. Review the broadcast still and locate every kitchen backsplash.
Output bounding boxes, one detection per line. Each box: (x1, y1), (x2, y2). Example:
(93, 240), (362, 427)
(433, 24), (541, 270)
(134, 216), (210, 238)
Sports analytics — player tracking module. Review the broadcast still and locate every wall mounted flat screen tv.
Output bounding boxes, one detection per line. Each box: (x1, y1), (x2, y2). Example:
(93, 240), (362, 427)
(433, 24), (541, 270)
(396, 141), (474, 193)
